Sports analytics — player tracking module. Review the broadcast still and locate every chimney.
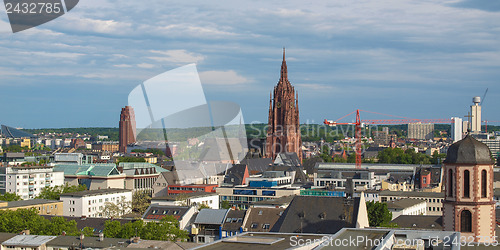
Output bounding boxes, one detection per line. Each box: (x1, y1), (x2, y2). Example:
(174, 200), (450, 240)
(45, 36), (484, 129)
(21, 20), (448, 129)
(131, 236), (140, 243)
(99, 233), (104, 242)
(80, 234), (85, 240)
(20, 230), (30, 235)
(61, 231), (66, 236)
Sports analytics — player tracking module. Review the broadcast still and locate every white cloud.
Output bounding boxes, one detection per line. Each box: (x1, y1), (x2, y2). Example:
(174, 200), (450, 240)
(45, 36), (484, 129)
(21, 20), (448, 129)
(137, 63), (155, 69)
(113, 64), (132, 68)
(147, 50), (205, 64)
(199, 70), (250, 85)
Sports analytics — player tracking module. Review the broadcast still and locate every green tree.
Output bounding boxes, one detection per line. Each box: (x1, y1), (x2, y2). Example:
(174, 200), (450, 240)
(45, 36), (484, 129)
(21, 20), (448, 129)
(366, 201), (393, 227)
(100, 196), (131, 218)
(117, 157), (146, 163)
(220, 200), (231, 209)
(36, 184), (87, 200)
(198, 204), (210, 210)
(103, 220), (122, 238)
(118, 220), (144, 239)
(0, 193), (21, 201)
(140, 216), (188, 241)
(81, 227), (95, 237)
(132, 191), (151, 215)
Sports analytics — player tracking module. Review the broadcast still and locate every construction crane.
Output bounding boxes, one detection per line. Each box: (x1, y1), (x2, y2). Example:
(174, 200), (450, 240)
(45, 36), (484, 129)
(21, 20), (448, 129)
(324, 109), (452, 169)
(324, 109), (362, 169)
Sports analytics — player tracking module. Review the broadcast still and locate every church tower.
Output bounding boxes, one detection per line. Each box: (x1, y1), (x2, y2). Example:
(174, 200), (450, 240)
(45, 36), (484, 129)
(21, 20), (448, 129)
(443, 135), (495, 243)
(265, 48), (302, 162)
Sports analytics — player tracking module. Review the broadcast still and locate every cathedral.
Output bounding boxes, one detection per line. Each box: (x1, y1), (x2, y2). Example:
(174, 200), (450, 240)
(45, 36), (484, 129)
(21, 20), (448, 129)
(443, 135), (496, 243)
(265, 49), (302, 162)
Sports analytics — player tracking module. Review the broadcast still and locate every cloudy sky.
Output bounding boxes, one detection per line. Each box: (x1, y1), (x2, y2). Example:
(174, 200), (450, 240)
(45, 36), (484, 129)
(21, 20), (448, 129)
(0, 0), (499, 128)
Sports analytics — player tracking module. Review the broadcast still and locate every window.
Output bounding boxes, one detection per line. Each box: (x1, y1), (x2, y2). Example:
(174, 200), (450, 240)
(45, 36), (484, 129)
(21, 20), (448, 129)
(258, 210), (263, 215)
(226, 218), (232, 223)
(262, 224), (270, 229)
(251, 223), (258, 229)
(152, 209), (159, 214)
(173, 210), (180, 215)
(460, 210), (472, 232)
(481, 170), (487, 198)
(448, 169), (453, 197)
(163, 210), (169, 215)
(463, 170), (470, 198)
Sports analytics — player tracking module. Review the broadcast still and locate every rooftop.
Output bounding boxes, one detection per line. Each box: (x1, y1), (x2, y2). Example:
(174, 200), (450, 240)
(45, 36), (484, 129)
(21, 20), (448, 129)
(444, 135), (494, 165)
(0, 199), (61, 209)
(386, 198), (426, 210)
(378, 190), (445, 198)
(194, 209), (229, 225)
(152, 192), (217, 201)
(2, 235), (57, 247)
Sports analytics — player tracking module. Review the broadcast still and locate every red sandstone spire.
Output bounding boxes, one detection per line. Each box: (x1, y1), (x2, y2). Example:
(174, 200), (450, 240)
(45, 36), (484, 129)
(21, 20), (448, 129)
(280, 47), (288, 83)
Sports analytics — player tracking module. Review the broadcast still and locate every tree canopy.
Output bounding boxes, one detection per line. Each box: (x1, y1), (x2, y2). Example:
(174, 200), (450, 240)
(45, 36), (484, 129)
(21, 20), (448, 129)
(377, 148), (431, 164)
(0, 208), (83, 236)
(366, 201), (393, 227)
(36, 184), (87, 200)
(0, 193), (21, 201)
(104, 216), (187, 241)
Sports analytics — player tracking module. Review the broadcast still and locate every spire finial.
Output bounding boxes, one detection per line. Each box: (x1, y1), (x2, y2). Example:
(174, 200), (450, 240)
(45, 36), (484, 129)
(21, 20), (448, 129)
(280, 47), (288, 83)
(283, 47), (285, 61)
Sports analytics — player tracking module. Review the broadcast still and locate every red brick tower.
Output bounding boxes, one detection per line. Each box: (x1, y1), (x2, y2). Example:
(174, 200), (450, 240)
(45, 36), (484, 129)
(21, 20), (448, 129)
(265, 48), (302, 162)
(442, 135), (495, 243)
(119, 106), (136, 153)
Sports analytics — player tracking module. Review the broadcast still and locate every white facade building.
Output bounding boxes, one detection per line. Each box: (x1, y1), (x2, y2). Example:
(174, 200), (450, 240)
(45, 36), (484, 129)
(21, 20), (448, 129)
(451, 117), (463, 142)
(386, 198), (427, 220)
(60, 189), (132, 218)
(0, 166), (64, 199)
(152, 192), (220, 210)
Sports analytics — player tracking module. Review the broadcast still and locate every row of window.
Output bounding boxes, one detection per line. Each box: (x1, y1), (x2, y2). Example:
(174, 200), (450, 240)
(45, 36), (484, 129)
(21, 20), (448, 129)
(448, 169), (488, 198)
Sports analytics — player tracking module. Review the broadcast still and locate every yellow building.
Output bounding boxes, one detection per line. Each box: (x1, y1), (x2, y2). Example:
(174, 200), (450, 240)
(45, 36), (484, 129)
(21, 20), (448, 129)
(0, 199), (63, 216)
(20, 138), (31, 148)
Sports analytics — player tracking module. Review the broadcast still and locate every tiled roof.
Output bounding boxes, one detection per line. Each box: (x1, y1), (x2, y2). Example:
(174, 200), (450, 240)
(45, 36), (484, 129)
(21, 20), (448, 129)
(444, 135), (494, 165)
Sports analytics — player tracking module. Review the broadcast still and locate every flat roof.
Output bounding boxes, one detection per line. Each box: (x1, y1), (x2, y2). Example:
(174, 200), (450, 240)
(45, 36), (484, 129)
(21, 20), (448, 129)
(378, 190), (445, 198)
(386, 198), (426, 209)
(192, 232), (330, 250)
(1, 199), (61, 209)
(152, 192), (217, 201)
(60, 188), (132, 197)
(3, 235), (57, 247)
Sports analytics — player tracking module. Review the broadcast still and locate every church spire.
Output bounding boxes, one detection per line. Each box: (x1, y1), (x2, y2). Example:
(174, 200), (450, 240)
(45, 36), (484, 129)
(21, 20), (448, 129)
(280, 47), (288, 83)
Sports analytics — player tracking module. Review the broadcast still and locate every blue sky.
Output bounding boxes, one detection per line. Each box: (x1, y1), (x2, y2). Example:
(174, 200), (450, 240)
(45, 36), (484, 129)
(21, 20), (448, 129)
(0, 0), (499, 128)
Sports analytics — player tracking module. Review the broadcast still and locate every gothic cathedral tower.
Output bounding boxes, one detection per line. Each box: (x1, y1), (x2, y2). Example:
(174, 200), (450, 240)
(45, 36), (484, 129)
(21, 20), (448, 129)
(265, 49), (302, 162)
(443, 135), (495, 243)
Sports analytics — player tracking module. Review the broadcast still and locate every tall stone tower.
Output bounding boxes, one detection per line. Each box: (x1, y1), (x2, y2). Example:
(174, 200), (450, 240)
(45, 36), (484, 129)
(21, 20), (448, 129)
(265, 49), (302, 162)
(119, 106), (136, 153)
(442, 135), (495, 243)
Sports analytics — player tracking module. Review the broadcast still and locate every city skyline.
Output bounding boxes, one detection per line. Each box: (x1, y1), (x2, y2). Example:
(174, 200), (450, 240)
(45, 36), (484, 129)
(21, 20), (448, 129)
(1, 1), (500, 128)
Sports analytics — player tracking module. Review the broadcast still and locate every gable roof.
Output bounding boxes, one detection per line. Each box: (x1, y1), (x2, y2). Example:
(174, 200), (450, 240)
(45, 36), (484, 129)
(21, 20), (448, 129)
(222, 210), (246, 232)
(224, 164), (248, 186)
(240, 158), (272, 174)
(274, 152), (301, 166)
(194, 209), (229, 225)
(271, 196), (361, 234)
(242, 207), (285, 232)
(142, 205), (191, 221)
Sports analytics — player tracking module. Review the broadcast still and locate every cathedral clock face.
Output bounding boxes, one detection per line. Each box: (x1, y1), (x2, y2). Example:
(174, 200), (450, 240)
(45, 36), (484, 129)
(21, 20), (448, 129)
(276, 101), (281, 108)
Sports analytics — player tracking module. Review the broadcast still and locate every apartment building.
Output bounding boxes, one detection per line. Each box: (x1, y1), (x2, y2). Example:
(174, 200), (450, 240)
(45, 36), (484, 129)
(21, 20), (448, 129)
(60, 189), (132, 218)
(0, 166), (64, 199)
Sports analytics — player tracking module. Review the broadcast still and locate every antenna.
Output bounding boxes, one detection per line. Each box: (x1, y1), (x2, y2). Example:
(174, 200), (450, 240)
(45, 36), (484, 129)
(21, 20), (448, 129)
(480, 88), (488, 105)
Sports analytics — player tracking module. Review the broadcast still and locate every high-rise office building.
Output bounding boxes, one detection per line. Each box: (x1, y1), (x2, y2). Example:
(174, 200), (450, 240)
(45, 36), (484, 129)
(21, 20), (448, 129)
(470, 96), (482, 133)
(119, 106), (136, 153)
(265, 49), (302, 162)
(451, 117), (463, 142)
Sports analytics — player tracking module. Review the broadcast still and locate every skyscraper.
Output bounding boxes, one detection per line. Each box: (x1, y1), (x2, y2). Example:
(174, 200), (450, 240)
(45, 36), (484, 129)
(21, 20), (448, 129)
(265, 49), (302, 162)
(119, 106), (136, 153)
(451, 117), (463, 142)
(470, 96), (482, 133)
